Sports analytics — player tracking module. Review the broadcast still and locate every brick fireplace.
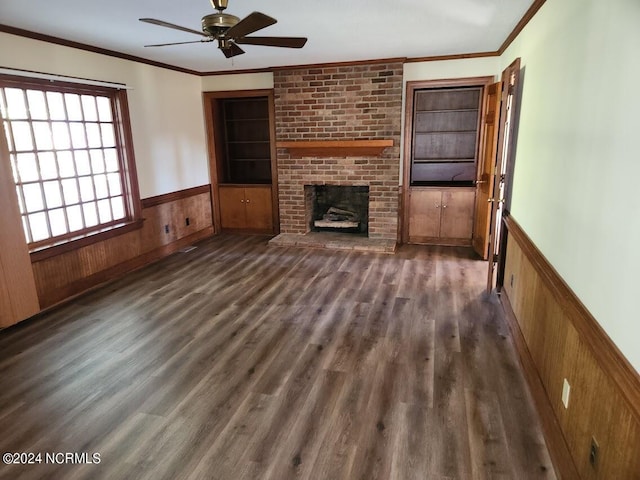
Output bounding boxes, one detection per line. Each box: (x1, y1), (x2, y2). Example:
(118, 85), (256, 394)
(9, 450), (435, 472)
(272, 61), (403, 246)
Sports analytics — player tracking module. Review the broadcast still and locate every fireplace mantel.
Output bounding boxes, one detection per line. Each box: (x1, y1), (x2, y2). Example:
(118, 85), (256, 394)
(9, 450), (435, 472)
(276, 139), (393, 157)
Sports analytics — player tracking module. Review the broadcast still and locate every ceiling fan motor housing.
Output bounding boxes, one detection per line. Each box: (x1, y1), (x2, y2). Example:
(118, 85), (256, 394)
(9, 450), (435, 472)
(201, 13), (239, 37)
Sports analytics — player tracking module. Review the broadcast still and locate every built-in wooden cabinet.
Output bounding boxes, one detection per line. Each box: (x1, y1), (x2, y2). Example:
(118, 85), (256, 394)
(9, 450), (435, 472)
(221, 97), (272, 185)
(204, 89), (278, 235)
(408, 187), (475, 245)
(410, 87), (481, 185)
(219, 185), (273, 233)
(402, 77), (494, 247)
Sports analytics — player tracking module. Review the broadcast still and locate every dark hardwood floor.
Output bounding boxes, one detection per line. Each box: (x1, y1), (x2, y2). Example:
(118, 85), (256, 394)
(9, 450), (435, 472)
(0, 235), (555, 480)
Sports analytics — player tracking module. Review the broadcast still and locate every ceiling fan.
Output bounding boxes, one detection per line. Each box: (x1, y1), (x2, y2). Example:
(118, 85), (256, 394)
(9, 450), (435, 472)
(140, 0), (307, 58)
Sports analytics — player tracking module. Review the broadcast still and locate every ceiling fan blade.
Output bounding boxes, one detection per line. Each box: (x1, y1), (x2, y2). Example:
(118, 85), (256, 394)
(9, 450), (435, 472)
(144, 40), (212, 47)
(221, 42), (245, 58)
(225, 12), (277, 39)
(139, 18), (208, 38)
(235, 36), (308, 48)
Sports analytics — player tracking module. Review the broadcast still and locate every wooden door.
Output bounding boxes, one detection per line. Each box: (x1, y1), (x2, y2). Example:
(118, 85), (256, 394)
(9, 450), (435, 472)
(488, 58), (521, 291)
(408, 189), (442, 240)
(244, 186), (273, 232)
(218, 186), (247, 230)
(472, 81), (502, 259)
(440, 189), (475, 239)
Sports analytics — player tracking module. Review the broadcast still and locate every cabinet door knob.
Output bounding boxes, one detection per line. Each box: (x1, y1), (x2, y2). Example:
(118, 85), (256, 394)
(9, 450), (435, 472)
(442, 205), (448, 209)
(241, 199), (245, 203)
(246, 199), (250, 203)
(435, 203), (440, 208)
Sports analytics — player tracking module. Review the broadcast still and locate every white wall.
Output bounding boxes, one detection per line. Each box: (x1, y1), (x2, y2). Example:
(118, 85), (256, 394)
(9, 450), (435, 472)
(201, 72), (273, 92)
(0, 32), (209, 198)
(501, 0), (640, 371)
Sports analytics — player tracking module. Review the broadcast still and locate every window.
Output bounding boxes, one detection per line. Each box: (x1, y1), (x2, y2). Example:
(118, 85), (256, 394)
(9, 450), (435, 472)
(0, 76), (140, 250)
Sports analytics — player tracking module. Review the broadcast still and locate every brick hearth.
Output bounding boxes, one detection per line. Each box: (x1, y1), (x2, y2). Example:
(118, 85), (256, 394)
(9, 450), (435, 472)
(272, 61), (403, 243)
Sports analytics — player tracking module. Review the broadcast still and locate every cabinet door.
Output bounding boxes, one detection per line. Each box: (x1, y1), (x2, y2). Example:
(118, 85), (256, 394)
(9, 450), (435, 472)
(408, 189), (442, 240)
(219, 186), (247, 229)
(440, 190), (475, 240)
(244, 186), (273, 232)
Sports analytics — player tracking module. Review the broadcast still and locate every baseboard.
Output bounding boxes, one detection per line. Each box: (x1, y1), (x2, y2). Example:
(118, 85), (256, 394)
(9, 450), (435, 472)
(499, 291), (580, 480)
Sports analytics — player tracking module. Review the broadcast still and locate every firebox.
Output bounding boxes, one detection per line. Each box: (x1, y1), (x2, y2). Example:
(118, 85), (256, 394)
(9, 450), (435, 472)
(305, 185), (369, 236)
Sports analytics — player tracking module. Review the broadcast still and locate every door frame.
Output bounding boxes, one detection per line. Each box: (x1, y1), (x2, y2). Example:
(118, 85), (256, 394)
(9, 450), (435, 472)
(202, 89), (279, 234)
(487, 58), (522, 291)
(401, 76), (494, 244)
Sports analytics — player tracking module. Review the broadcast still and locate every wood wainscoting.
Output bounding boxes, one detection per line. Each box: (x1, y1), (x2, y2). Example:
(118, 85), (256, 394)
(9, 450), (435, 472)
(500, 215), (640, 480)
(31, 185), (214, 309)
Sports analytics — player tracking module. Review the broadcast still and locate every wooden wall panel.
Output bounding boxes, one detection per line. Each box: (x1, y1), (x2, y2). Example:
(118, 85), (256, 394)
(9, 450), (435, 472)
(501, 215), (640, 480)
(0, 126), (40, 326)
(32, 190), (214, 309)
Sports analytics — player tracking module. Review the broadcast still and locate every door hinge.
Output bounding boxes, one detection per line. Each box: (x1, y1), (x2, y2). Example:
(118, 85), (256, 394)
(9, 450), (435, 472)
(493, 254), (499, 263)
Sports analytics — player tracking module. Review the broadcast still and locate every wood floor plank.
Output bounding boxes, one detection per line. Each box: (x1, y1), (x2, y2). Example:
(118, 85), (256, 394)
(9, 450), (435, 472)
(0, 235), (557, 480)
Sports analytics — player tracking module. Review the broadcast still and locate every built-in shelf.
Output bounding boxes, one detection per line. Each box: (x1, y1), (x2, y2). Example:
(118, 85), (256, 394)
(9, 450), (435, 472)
(276, 139), (393, 157)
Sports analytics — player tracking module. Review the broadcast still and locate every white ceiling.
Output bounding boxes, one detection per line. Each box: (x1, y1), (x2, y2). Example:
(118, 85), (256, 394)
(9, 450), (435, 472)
(0, 0), (533, 74)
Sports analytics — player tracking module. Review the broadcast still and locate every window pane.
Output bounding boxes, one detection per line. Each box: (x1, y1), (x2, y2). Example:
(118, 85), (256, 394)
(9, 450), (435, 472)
(94, 174), (108, 199)
(26, 90), (48, 120)
(78, 176), (95, 201)
(75, 150), (91, 175)
(43, 181), (63, 208)
(64, 94), (83, 121)
(11, 121), (33, 151)
(16, 153), (39, 182)
(5, 88), (28, 119)
(66, 205), (83, 232)
(21, 217), (31, 242)
(33, 122), (53, 150)
(82, 202), (98, 228)
(58, 151), (76, 177)
(23, 183), (44, 212)
(100, 123), (115, 147)
(111, 196), (125, 220)
(107, 173), (122, 196)
(97, 198), (112, 223)
(86, 123), (101, 148)
(52, 122), (71, 150)
(3, 121), (14, 151)
(29, 212), (49, 242)
(104, 148), (119, 172)
(9, 154), (19, 183)
(46, 92), (66, 120)
(111, 197), (124, 220)
(96, 97), (112, 122)
(48, 208), (67, 237)
(61, 179), (79, 204)
(90, 149), (105, 173)
(15, 185), (26, 214)
(39, 152), (58, 180)
(69, 122), (87, 148)
(81, 95), (98, 121)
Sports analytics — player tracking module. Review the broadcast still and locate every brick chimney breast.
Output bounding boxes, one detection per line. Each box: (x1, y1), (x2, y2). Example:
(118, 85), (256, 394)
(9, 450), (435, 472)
(274, 62), (403, 241)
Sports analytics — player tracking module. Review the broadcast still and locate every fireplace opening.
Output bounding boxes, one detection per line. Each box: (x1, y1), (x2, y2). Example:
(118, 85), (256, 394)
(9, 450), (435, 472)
(305, 185), (369, 236)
